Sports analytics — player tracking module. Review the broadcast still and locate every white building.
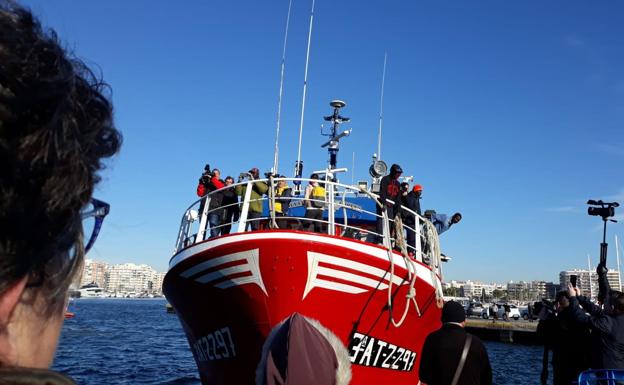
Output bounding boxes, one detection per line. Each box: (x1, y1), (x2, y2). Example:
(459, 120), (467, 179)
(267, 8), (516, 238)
(105, 263), (164, 295)
(80, 259), (108, 288)
(460, 281), (496, 298)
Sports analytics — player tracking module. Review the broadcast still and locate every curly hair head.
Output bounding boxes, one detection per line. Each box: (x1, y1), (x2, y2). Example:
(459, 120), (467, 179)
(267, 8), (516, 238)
(0, 1), (122, 313)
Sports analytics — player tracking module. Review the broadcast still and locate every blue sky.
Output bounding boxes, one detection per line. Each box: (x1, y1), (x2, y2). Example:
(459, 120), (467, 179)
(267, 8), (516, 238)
(23, 0), (624, 283)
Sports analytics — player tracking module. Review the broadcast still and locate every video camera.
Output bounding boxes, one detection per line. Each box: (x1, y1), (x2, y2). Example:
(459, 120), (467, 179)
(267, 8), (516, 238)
(587, 200), (619, 220)
(199, 164), (211, 185)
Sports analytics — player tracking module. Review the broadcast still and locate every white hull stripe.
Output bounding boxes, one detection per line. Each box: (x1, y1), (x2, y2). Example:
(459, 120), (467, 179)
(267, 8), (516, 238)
(171, 232), (440, 291)
(304, 251), (408, 299)
(179, 249), (267, 295)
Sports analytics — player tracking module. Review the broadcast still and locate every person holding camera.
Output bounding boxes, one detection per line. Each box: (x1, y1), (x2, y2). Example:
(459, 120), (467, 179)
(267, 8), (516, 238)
(567, 270), (624, 370)
(550, 290), (591, 385)
(235, 167), (268, 231)
(303, 173), (326, 233)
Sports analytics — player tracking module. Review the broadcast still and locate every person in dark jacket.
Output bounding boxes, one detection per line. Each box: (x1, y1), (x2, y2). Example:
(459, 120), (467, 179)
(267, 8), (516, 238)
(551, 291), (590, 385)
(402, 183), (423, 253)
(375, 164), (403, 243)
(419, 301), (492, 385)
(568, 281), (624, 370)
(220, 176), (240, 235)
(0, 2), (122, 383)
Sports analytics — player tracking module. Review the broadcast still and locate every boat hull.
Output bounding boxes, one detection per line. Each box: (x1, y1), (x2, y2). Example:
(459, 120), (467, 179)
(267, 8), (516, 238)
(163, 230), (442, 385)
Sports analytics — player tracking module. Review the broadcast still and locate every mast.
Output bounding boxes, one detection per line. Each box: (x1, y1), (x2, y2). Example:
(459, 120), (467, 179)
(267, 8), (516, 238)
(321, 100), (351, 174)
(294, 0), (316, 187)
(272, 0), (293, 174)
(377, 53), (387, 160)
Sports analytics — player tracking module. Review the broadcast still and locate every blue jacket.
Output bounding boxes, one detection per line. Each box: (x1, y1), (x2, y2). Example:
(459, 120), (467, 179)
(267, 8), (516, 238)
(431, 213), (453, 235)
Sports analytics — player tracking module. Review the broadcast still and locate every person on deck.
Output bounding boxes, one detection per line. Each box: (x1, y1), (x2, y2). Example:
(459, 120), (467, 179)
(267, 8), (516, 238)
(274, 175), (292, 230)
(0, 3), (122, 382)
(375, 164), (402, 243)
(419, 301), (492, 385)
(235, 168), (269, 231)
(207, 169), (225, 238)
(402, 183), (423, 253)
(429, 212), (462, 235)
(304, 174), (326, 233)
(220, 176), (239, 235)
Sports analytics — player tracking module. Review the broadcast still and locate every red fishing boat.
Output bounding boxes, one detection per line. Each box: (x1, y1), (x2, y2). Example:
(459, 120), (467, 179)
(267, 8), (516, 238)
(163, 101), (446, 385)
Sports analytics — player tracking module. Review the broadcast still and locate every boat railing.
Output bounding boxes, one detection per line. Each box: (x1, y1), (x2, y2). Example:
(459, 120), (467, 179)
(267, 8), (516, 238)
(173, 176), (441, 270)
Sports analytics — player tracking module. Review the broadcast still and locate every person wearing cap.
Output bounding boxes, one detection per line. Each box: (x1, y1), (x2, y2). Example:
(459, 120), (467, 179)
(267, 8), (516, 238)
(235, 167), (269, 231)
(402, 183), (423, 252)
(375, 164), (403, 243)
(419, 301), (492, 385)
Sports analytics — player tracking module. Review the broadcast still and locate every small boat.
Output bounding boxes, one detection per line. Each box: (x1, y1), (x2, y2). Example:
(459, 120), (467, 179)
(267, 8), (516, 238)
(76, 283), (104, 298)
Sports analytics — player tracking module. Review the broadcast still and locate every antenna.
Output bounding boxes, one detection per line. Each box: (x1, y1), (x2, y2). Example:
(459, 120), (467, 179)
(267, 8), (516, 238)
(294, 0), (316, 185)
(377, 53), (387, 160)
(272, 0), (293, 174)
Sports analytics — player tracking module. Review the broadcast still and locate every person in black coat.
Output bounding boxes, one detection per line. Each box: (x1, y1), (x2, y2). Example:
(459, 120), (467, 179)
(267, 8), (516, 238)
(551, 291), (590, 385)
(568, 281), (624, 369)
(220, 176), (240, 235)
(419, 301), (492, 385)
(375, 164), (402, 243)
(401, 183), (422, 253)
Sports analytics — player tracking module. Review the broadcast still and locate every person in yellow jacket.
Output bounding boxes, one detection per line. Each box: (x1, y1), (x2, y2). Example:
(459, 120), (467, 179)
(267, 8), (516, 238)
(235, 168), (269, 231)
(304, 174), (326, 233)
(274, 176), (292, 229)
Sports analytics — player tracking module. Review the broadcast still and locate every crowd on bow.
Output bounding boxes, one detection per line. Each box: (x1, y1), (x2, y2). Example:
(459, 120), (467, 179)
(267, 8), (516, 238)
(194, 163), (463, 253)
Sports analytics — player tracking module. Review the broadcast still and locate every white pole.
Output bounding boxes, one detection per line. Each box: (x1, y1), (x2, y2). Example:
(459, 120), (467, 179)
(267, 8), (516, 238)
(588, 254), (593, 299)
(272, 0), (293, 174)
(377, 53), (387, 160)
(616, 235), (622, 291)
(295, 0), (316, 174)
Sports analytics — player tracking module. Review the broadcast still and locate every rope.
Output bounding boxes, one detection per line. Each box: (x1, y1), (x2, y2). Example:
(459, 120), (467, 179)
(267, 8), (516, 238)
(385, 212), (421, 328)
(423, 220), (444, 308)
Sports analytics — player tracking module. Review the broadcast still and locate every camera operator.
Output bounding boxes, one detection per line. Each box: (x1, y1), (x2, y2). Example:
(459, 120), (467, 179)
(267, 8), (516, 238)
(567, 281), (624, 370)
(535, 300), (556, 385)
(195, 165), (225, 238)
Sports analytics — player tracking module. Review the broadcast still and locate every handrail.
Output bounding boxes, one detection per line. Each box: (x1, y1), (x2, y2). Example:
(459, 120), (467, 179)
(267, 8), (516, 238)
(173, 177), (440, 271)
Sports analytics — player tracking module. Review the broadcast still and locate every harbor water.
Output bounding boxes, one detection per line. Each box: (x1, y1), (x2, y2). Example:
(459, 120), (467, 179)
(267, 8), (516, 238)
(53, 299), (546, 385)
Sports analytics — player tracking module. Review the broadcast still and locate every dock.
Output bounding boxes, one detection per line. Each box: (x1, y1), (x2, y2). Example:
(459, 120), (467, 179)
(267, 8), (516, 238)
(465, 319), (540, 344)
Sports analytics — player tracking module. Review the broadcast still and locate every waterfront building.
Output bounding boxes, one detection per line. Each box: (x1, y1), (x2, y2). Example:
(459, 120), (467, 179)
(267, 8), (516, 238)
(105, 263), (164, 295)
(80, 259), (108, 288)
(506, 281), (529, 301)
(544, 282), (558, 299)
(559, 270), (598, 299)
(460, 281), (496, 299)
